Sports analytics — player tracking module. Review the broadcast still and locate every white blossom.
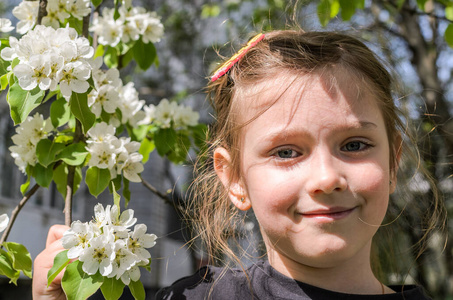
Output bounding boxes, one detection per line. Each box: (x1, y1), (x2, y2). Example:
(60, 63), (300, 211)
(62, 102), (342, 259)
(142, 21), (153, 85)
(62, 202), (157, 283)
(119, 265), (141, 285)
(108, 240), (137, 282)
(127, 224), (156, 264)
(88, 84), (120, 117)
(67, 0), (91, 20)
(107, 205), (137, 231)
(140, 12), (164, 44)
(0, 214), (9, 232)
(1, 25), (94, 94)
(87, 122), (116, 141)
(87, 141), (118, 169)
(9, 113), (53, 173)
(57, 60), (91, 98)
(120, 153), (144, 182)
(62, 221), (97, 259)
(12, 1), (39, 34)
(89, 5), (164, 47)
(154, 99), (177, 128)
(0, 18), (14, 33)
(13, 55), (52, 90)
(79, 232), (115, 276)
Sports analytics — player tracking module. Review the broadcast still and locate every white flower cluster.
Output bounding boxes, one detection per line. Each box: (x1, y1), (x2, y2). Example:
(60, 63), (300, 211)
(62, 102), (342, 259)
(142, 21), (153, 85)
(0, 18), (14, 33)
(88, 58), (146, 127)
(90, 5), (164, 47)
(12, 0), (91, 34)
(0, 214), (9, 232)
(1, 25), (94, 99)
(9, 113), (53, 173)
(43, 0), (91, 29)
(141, 99), (200, 129)
(86, 122), (144, 182)
(12, 1), (38, 34)
(62, 203), (157, 285)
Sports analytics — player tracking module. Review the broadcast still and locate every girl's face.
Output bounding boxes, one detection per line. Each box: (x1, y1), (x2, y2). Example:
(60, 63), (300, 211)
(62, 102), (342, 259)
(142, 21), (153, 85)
(215, 72), (396, 280)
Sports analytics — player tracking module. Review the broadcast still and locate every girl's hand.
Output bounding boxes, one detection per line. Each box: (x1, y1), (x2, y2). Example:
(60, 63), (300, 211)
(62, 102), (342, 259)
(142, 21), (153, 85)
(32, 225), (69, 300)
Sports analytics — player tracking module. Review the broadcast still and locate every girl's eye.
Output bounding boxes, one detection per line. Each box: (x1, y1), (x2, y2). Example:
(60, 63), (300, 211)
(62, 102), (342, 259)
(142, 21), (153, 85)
(342, 141), (369, 152)
(275, 149), (299, 159)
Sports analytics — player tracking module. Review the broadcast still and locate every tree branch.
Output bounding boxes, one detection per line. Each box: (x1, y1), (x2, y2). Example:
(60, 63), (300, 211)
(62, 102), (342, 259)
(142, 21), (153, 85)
(37, 0), (48, 26)
(140, 177), (184, 215)
(381, 0), (453, 23)
(0, 184), (40, 246)
(64, 119), (84, 226)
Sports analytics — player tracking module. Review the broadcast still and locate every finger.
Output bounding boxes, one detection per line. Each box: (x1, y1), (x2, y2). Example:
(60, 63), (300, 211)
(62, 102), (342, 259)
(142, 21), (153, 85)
(46, 224), (70, 247)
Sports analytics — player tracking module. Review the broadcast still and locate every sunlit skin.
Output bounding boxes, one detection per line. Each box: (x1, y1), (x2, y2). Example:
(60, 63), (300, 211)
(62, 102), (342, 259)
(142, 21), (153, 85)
(215, 71), (398, 294)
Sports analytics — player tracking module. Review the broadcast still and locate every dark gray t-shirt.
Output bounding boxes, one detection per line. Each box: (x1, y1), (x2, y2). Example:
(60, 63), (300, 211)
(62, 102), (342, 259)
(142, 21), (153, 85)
(156, 260), (431, 300)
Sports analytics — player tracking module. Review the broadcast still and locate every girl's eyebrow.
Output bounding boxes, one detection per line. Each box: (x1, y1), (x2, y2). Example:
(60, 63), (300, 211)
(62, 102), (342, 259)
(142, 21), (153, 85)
(255, 120), (380, 144)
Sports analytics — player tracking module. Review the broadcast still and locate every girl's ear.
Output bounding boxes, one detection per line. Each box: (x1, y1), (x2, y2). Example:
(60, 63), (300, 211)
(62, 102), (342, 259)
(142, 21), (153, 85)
(214, 147), (251, 211)
(390, 134), (403, 194)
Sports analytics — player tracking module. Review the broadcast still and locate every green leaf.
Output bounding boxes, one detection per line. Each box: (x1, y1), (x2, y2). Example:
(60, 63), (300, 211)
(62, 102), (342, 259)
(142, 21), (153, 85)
(123, 177), (131, 207)
(53, 164), (82, 198)
(339, 0), (356, 20)
(416, 0), (428, 10)
(85, 167), (111, 197)
(7, 82), (45, 125)
(355, 0), (365, 10)
(100, 277), (125, 300)
(0, 249), (20, 285)
(120, 48), (134, 68)
(3, 242), (32, 278)
(132, 39), (157, 70)
(91, 0), (103, 8)
(109, 175), (122, 194)
(61, 260), (104, 300)
(50, 97), (71, 128)
(0, 38), (10, 48)
(34, 162), (54, 188)
(111, 182), (121, 208)
(129, 279), (145, 300)
(446, 6), (453, 21)
(201, 4), (221, 18)
(317, 0), (332, 26)
(154, 128), (177, 156)
(36, 139), (65, 167)
(56, 143), (89, 166)
(20, 175), (31, 195)
(69, 92), (95, 134)
(330, 0), (340, 18)
(94, 44), (105, 59)
(104, 46), (118, 68)
(11, 58), (20, 70)
(445, 24), (453, 47)
(47, 250), (70, 287)
(0, 58), (10, 78)
(139, 138), (155, 164)
(167, 132), (191, 164)
(191, 124), (208, 149)
(1, 73), (9, 90)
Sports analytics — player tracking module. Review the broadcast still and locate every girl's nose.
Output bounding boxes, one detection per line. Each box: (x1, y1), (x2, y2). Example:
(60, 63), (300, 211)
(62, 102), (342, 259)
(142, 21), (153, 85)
(305, 151), (347, 195)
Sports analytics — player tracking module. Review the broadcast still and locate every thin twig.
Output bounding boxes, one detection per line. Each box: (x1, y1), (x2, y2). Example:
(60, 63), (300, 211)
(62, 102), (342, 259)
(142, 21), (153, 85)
(0, 184), (40, 246)
(64, 166), (75, 226)
(140, 177), (184, 215)
(63, 11), (90, 226)
(36, 0), (48, 26)
(64, 119), (84, 226)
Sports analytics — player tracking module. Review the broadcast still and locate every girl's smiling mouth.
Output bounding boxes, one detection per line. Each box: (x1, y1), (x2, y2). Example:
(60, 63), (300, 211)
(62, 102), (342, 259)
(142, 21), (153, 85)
(300, 206), (358, 221)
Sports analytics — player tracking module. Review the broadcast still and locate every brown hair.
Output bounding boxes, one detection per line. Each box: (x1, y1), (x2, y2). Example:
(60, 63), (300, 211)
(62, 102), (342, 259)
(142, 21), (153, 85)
(188, 29), (446, 284)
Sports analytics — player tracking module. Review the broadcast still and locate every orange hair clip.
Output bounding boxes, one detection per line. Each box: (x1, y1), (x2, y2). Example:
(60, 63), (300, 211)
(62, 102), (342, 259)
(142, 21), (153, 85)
(211, 33), (265, 82)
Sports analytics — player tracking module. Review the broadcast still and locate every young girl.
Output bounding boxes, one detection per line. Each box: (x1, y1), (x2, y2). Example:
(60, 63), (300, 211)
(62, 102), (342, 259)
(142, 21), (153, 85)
(33, 30), (444, 299)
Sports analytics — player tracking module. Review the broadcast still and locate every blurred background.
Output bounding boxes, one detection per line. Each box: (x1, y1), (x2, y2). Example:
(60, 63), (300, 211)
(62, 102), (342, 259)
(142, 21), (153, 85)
(0, 0), (452, 299)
